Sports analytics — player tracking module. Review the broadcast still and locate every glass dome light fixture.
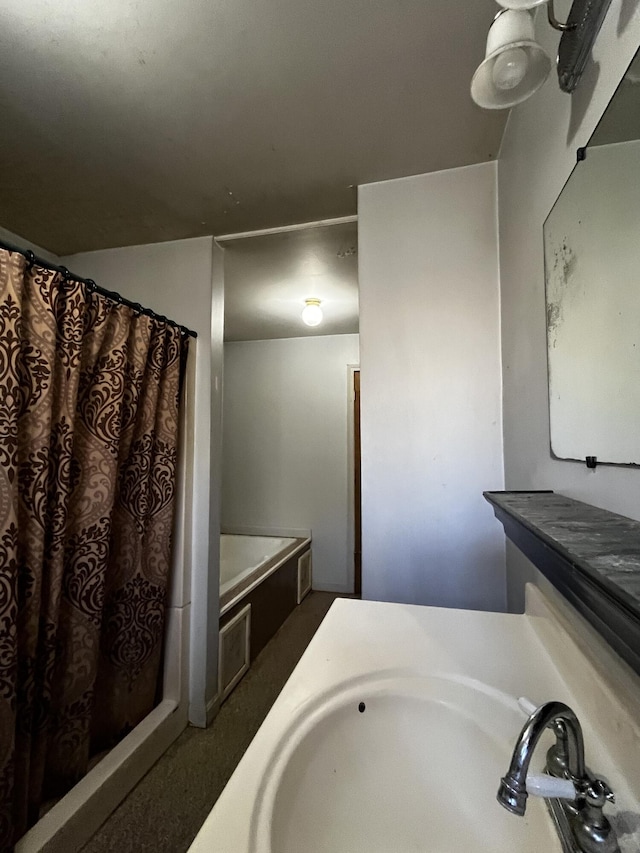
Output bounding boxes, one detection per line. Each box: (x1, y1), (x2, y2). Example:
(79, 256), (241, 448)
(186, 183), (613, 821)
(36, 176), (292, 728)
(301, 298), (323, 327)
(474, 0), (609, 99)
(471, 8), (551, 109)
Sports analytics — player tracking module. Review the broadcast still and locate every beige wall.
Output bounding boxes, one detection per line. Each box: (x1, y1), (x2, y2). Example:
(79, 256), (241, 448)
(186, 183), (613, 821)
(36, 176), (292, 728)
(498, 1), (640, 610)
(358, 162), (506, 612)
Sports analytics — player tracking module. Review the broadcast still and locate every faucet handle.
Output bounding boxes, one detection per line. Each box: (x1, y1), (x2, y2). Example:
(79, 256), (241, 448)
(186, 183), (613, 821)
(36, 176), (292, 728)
(572, 779), (620, 853)
(585, 779), (615, 807)
(526, 774), (576, 799)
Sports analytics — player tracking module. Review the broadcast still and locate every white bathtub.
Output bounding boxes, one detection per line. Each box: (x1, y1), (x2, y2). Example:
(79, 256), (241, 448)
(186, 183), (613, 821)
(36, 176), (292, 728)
(220, 534), (305, 615)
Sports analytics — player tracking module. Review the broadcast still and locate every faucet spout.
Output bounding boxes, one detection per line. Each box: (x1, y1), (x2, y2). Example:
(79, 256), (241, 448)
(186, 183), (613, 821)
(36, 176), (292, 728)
(497, 701), (586, 816)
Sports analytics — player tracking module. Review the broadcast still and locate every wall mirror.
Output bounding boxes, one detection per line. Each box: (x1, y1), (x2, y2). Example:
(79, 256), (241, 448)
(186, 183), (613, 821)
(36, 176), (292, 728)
(543, 46), (640, 466)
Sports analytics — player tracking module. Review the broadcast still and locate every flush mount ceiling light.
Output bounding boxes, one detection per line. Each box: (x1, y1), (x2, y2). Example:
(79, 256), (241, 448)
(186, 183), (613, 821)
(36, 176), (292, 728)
(472, 0), (614, 108)
(301, 298), (323, 327)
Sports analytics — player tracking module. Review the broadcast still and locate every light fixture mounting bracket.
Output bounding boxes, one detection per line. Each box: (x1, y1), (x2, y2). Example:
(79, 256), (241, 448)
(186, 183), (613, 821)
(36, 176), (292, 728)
(556, 0), (614, 92)
(547, 0), (576, 32)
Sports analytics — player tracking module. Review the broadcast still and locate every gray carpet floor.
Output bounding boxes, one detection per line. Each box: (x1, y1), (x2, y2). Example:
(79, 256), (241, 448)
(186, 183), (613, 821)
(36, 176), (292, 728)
(81, 591), (341, 852)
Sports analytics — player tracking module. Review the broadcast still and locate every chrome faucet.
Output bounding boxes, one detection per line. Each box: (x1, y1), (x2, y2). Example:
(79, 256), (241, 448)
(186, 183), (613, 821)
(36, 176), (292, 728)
(497, 701), (620, 853)
(498, 700), (586, 814)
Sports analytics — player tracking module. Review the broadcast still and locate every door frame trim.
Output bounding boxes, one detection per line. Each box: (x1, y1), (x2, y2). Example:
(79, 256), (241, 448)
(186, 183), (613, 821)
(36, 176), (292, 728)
(347, 364), (360, 596)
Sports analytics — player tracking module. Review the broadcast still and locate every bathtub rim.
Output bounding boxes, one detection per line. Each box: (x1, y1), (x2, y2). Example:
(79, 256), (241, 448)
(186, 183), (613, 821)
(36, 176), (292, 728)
(220, 535), (299, 593)
(220, 537), (311, 618)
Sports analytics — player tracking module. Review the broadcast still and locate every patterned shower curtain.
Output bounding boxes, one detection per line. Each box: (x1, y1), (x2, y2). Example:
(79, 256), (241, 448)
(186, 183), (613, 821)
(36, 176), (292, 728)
(0, 249), (189, 848)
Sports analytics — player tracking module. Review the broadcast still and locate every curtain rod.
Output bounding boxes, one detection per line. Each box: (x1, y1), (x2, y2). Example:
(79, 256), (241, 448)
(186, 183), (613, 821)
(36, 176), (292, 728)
(0, 238), (197, 339)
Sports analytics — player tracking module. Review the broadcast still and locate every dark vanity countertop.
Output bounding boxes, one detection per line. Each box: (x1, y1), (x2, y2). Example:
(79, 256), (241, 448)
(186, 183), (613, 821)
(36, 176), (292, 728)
(484, 491), (640, 611)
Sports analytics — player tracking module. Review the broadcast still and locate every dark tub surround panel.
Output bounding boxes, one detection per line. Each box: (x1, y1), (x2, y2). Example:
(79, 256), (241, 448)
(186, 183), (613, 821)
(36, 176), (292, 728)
(220, 545), (310, 665)
(484, 491), (640, 678)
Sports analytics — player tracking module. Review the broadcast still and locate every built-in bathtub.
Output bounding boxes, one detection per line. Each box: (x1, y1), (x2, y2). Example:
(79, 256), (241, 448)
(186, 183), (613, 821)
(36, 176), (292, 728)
(218, 533), (311, 701)
(220, 534), (310, 615)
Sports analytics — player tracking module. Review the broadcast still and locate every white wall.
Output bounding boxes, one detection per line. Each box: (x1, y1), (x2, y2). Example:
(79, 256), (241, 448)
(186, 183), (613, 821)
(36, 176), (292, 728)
(498, 0), (640, 610)
(63, 236), (223, 726)
(358, 162), (506, 612)
(222, 334), (360, 592)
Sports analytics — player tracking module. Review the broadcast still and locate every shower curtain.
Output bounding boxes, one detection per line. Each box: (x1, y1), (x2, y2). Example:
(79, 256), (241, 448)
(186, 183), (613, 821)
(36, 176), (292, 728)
(0, 249), (189, 848)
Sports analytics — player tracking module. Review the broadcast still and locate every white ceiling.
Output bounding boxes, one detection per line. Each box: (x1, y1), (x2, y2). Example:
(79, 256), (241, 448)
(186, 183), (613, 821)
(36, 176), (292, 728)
(0, 0), (506, 255)
(222, 221), (358, 341)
